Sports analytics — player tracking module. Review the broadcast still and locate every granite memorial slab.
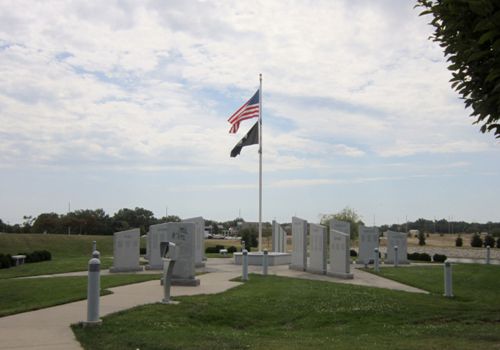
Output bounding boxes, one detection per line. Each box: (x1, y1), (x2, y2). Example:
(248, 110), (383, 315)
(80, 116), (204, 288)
(110, 228), (142, 272)
(307, 223), (327, 274)
(290, 216), (308, 271)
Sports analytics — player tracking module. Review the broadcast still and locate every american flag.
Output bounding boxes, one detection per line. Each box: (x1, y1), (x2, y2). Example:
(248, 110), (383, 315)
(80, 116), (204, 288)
(228, 89), (260, 133)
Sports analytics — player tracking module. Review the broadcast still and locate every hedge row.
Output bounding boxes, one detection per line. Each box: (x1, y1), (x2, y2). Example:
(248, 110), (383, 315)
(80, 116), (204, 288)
(205, 245), (238, 254)
(407, 252), (447, 263)
(0, 250), (52, 269)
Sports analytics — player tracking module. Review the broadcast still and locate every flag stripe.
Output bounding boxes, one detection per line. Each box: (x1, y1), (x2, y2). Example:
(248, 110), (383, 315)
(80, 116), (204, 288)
(228, 105), (259, 123)
(228, 89), (260, 133)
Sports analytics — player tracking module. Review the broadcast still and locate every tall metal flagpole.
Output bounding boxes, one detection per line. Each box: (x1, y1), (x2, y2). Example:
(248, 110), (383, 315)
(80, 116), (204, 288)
(258, 73), (263, 252)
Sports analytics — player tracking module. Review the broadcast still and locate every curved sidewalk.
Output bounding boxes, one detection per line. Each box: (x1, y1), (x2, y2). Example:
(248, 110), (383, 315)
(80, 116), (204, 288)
(0, 259), (426, 350)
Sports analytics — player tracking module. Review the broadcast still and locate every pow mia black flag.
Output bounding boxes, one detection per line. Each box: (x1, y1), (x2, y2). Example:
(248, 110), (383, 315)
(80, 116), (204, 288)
(230, 121), (259, 157)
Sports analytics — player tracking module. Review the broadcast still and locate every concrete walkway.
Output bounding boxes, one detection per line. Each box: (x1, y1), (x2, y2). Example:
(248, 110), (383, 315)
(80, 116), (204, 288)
(0, 259), (427, 350)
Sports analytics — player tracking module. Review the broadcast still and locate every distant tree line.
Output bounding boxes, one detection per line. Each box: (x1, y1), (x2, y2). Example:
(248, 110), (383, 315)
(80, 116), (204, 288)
(1, 209), (499, 237)
(0, 208), (181, 235)
(379, 218), (500, 236)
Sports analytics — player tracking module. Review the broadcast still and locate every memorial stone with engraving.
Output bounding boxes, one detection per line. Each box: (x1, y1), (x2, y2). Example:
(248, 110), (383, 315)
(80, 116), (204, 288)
(146, 222), (199, 285)
(272, 220), (287, 253)
(182, 217), (205, 268)
(358, 226), (379, 265)
(385, 231), (408, 264)
(328, 219), (353, 279)
(290, 217), (308, 271)
(110, 228), (142, 272)
(307, 223), (327, 274)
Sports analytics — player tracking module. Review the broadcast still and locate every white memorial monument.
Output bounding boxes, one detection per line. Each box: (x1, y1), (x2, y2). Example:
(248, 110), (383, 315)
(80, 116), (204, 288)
(307, 223), (327, 275)
(182, 216), (205, 268)
(358, 226), (379, 265)
(290, 216), (308, 271)
(385, 230), (408, 264)
(146, 222), (199, 285)
(328, 219), (353, 279)
(110, 228), (142, 272)
(272, 220), (287, 253)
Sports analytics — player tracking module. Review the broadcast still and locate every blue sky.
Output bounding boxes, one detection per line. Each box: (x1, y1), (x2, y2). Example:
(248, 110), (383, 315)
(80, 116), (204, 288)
(0, 1), (498, 226)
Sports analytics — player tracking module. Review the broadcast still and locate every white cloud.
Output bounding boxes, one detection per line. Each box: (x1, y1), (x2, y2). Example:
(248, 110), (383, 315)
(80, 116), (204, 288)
(0, 0), (497, 174)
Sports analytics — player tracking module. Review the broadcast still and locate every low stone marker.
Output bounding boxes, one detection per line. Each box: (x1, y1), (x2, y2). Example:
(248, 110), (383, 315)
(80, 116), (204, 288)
(328, 219), (353, 279)
(385, 231), (408, 264)
(307, 223), (327, 275)
(290, 216), (308, 271)
(110, 228), (142, 273)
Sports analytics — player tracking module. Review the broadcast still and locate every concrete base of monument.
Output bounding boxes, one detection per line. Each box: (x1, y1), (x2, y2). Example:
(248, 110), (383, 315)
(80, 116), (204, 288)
(233, 252), (291, 266)
(306, 268), (326, 275)
(109, 266), (144, 273)
(289, 265), (306, 271)
(160, 277), (201, 286)
(384, 260), (410, 265)
(327, 271), (354, 279)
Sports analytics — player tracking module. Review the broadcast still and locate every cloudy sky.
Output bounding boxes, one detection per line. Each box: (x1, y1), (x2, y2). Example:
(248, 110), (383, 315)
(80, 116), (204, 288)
(0, 0), (498, 226)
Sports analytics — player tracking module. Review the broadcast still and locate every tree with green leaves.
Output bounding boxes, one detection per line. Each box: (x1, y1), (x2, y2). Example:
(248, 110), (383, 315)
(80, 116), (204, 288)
(320, 207), (364, 239)
(417, 0), (500, 138)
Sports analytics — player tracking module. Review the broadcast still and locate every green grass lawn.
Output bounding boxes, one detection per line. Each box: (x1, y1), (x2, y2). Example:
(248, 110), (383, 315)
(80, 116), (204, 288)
(72, 264), (500, 350)
(0, 274), (160, 317)
(0, 234), (116, 278)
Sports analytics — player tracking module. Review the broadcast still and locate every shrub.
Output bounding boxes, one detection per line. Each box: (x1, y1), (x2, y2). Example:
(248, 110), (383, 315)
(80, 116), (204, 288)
(350, 249), (357, 257)
(471, 233), (483, 248)
(497, 237), (500, 249)
(0, 254), (13, 269)
(433, 253), (447, 263)
(455, 237), (463, 247)
(205, 245), (226, 254)
(407, 252), (431, 262)
(418, 232), (426, 246)
(140, 247), (146, 255)
(240, 227), (258, 248)
(227, 246), (237, 254)
(484, 235), (496, 248)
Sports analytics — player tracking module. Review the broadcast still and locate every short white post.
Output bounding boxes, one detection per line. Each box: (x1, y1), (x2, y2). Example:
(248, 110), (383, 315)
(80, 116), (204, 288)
(241, 240), (246, 252)
(92, 240), (97, 253)
(394, 246), (399, 267)
(85, 255), (101, 325)
(486, 245), (491, 265)
(444, 260), (453, 297)
(242, 249), (248, 281)
(262, 249), (268, 275)
(374, 247), (380, 272)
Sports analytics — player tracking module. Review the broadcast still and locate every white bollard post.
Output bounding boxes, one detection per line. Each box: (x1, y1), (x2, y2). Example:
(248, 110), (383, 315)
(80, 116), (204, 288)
(394, 246), (399, 267)
(242, 249), (248, 281)
(241, 240), (246, 252)
(85, 255), (101, 325)
(92, 241), (97, 253)
(444, 260), (453, 297)
(374, 248), (380, 272)
(486, 245), (491, 265)
(263, 249), (268, 275)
